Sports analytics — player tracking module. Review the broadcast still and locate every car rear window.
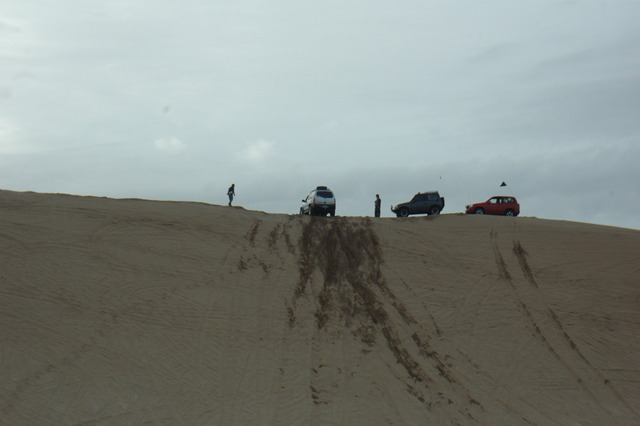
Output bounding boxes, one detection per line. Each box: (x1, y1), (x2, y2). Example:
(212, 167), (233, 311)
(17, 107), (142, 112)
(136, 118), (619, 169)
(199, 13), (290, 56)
(316, 191), (333, 198)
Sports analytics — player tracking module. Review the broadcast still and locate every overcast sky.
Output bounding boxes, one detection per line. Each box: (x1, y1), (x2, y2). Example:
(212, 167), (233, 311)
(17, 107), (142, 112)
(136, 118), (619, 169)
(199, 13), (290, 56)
(2, 1), (639, 229)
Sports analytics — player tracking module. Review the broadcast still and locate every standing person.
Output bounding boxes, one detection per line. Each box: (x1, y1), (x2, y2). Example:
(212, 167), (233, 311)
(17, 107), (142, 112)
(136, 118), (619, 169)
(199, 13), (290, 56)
(227, 184), (235, 206)
(374, 194), (381, 217)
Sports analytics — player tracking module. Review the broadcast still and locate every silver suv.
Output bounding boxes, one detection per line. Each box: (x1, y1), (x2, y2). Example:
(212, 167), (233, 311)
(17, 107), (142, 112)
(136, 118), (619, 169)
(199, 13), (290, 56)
(300, 186), (336, 216)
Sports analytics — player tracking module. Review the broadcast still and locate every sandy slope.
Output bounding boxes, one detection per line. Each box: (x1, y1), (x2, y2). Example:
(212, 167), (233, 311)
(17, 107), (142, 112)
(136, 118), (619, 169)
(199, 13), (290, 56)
(1, 190), (639, 425)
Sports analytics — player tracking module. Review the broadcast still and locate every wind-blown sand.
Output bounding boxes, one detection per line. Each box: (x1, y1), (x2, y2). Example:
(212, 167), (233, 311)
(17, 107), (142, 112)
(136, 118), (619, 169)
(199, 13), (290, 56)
(1, 189), (639, 425)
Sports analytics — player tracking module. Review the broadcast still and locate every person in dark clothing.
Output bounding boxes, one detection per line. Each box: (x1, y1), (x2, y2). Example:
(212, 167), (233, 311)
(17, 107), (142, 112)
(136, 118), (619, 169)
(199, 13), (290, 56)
(227, 184), (235, 206)
(374, 194), (381, 217)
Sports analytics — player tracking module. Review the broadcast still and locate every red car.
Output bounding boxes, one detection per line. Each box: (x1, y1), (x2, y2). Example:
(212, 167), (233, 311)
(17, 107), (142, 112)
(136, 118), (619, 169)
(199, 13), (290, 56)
(465, 196), (520, 216)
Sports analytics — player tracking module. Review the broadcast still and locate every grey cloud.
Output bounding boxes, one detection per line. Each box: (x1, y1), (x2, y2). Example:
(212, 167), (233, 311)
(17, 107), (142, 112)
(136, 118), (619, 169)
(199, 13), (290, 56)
(0, 87), (12, 99)
(1, 0), (639, 229)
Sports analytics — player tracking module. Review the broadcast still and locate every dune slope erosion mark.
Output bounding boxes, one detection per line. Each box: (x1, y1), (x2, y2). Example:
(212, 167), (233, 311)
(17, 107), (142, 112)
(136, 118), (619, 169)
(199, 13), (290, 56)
(289, 217), (483, 420)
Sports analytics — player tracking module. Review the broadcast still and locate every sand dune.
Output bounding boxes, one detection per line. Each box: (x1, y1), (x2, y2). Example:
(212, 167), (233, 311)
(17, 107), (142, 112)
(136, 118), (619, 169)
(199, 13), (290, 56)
(1, 189), (639, 425)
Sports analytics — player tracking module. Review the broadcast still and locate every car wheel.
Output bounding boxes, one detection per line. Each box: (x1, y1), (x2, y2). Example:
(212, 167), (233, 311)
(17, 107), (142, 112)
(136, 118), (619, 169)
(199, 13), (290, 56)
(330, 210), (335, 217)
(505, 209), (515, 216)
(399, 207), (409, 217)
(474, 208), (484, 214)
(429, 206), (440, 215)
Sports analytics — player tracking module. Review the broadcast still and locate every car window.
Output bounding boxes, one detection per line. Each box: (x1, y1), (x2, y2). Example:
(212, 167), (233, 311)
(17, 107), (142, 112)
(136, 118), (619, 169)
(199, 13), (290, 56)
(316, 191), (333, 198)
(427, 193), (438, 201)
(490, 198), (498, 204)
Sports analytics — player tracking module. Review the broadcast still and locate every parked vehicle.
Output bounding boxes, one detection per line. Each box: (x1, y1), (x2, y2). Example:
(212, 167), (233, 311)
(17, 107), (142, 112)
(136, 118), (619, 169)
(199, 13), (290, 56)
(465, 196), (520, 216)
(391, 191), (445, 217)
(300, 186), (336, 216)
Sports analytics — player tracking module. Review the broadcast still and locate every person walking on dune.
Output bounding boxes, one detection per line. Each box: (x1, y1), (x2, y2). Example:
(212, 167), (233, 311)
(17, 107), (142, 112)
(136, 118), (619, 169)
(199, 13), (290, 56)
(227, 184), (235, 206)
(374, 194), (381, 217)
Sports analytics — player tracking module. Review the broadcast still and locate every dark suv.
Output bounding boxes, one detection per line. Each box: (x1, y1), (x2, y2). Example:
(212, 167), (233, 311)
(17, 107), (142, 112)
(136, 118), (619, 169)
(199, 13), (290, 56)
(391, 191), (445, 217)
(300, 186), (336, 216)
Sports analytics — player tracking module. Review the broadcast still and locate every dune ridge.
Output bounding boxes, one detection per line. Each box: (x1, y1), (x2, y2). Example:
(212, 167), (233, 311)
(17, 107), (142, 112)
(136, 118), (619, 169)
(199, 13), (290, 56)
(1, 190), (639, 425)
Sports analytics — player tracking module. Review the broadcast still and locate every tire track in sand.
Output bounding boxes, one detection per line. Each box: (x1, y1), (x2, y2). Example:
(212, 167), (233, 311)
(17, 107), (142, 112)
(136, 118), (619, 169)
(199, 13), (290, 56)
(511, 239), (638, 419)
(491, 228), (639, 421)
(289, 217), (484, 422)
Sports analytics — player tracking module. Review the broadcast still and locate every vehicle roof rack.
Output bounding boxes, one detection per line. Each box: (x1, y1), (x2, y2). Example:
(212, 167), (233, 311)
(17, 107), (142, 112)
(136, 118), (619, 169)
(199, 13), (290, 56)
(316, 186), (328, 190)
